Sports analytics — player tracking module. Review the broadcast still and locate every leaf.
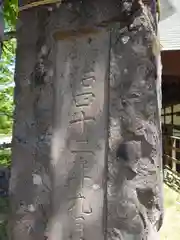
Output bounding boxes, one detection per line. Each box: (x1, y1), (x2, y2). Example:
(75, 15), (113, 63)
(3, 0), (18, 30)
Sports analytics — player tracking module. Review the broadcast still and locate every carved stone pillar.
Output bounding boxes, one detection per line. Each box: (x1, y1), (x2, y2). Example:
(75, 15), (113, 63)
(10, 1), (163, 239)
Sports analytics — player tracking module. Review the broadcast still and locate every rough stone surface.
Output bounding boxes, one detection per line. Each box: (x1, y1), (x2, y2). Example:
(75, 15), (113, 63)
(48, 29), (110, 240)
(9, 7), (53, 240)
(107, 9), (163, 240)
(9, 1), (163, 239)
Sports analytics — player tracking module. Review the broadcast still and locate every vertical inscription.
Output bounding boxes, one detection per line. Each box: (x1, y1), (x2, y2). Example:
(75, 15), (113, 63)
(69, 71), (96, 239)
(70, 110), (95, 135)
(81, 74), (95, 88)
(53, 29), (109, 240)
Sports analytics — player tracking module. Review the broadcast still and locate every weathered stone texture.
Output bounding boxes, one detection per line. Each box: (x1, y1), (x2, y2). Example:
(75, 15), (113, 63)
(9, 1), (163, 239)
(48, 30), (110, 240)
(107, 8), (163, 240)
(9, 8), (53, 240)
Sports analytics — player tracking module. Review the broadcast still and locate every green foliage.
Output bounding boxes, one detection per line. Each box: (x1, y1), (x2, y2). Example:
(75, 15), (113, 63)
(0, 40), (15, 136)
(0, 19), (16, 136)
(0, 1), (17, 235)
(0, 81), (14, 134)
(0, 149), (11, 167)
(0, 93), (13, 136)
(3, 0), (18, 30)
(0, 2), (17, 239)
(0, 39), (16, 84)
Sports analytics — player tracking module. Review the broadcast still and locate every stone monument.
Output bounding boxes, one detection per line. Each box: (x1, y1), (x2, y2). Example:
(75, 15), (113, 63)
(9, 1), (163, 239)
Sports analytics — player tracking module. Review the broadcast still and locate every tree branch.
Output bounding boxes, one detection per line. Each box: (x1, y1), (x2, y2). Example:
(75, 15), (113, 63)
(0, 142), (12, 150)
(3, 31), (16, 41)
(0, 112), (13, 118)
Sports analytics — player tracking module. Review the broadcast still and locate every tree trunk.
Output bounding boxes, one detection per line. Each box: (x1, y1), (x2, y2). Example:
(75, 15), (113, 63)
(9, 1), (163, 239)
